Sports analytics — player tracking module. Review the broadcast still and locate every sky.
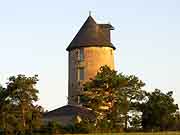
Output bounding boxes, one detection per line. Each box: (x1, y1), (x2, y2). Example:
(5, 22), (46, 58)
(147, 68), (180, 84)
(0, 0), (180, 111)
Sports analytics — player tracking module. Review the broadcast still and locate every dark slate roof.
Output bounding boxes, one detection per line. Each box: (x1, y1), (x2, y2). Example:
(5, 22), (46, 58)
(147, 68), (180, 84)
(66, 16), (116, 51)
(43, 104), (96, 120)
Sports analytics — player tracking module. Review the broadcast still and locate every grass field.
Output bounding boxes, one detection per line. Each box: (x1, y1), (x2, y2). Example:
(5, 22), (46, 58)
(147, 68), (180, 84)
(33, 132), (180, 135)
(65, 132), (180, 135)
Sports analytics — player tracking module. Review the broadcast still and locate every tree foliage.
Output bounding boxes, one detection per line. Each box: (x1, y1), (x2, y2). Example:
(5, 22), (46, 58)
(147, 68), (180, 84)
(1, 69), (180, 133)
(139, 89), (178, 131)
(80, 66), (180, 132)
(80, 65), (145, 130)
(0, 74), (43, 134)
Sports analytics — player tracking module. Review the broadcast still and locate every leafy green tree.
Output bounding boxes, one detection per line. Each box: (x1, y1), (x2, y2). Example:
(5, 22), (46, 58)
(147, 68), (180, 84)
(140, 89), (178, 131)
(0, 85), (6, 129)
(81, 66), (124, 129)
(26, 105), (44, 134)
(129, 111), (142, 130)
(0, 75), (43, 134)
(0, 85), (14, 134)
(171, 111), (180, 130)
(116, 73), (145, 130)
(72, 116), (93, 133)
(0, 85), (22, 134)
(47, 120), (62, 134)
(7, 75), (38, 130)
(80, 65), (145, 130)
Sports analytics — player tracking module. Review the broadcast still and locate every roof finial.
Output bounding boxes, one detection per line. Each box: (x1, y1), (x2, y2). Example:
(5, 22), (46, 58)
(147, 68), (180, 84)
(89, 11), (91, 16)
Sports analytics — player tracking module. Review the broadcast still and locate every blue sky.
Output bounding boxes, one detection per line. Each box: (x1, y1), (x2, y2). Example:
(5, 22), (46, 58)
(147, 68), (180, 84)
(0, 0), (180, 110)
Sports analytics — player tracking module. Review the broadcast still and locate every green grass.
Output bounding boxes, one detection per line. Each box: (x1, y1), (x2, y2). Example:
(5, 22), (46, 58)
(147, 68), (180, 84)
(34, 132), (180, 135)
(65, 132), (180, 135)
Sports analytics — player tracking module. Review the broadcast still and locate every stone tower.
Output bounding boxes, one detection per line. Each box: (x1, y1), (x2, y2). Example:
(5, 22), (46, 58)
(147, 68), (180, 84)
(66, 15), (116, 105)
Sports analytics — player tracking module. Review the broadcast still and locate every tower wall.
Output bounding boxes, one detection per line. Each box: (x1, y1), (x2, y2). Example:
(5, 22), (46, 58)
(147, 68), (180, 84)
(68, 46), (114, 105)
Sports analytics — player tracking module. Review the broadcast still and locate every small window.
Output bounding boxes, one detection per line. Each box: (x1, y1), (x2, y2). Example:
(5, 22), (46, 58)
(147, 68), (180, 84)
(78, 68), (84, 80)
(79, 48), (84, 61)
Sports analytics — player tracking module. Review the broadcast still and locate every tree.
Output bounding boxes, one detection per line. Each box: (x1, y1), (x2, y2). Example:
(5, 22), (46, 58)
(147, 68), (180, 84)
(80, 65), (145, 130)
(0, 85), (13, 134)
(0, 85), (7, 130)
(26, 105), (44, 134)
(0, 74), (43, 134)
(6, 74), (41, 132)
(140, 89), (178, 131)
(80, 66), (124, 129)
(116, 73), (145, 130)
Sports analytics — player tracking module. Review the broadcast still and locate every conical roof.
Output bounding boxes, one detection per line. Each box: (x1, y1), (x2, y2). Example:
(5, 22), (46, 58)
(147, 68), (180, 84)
(66, 16), (116, 51)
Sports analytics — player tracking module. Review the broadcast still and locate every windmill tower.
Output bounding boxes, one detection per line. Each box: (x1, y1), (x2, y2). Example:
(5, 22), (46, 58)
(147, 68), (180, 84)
(66, 15), (116, 105)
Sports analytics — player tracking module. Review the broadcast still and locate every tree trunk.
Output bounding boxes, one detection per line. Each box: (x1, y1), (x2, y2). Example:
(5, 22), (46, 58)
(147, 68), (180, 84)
(124, 113), (128, 131)
(124, 96), (128, 131)
(21, 104), (26, 130)
(2, 112), (5, 129)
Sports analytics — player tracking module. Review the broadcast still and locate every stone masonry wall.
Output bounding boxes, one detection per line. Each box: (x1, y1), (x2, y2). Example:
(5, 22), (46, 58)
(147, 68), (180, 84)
(68, 47), (115, 105)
